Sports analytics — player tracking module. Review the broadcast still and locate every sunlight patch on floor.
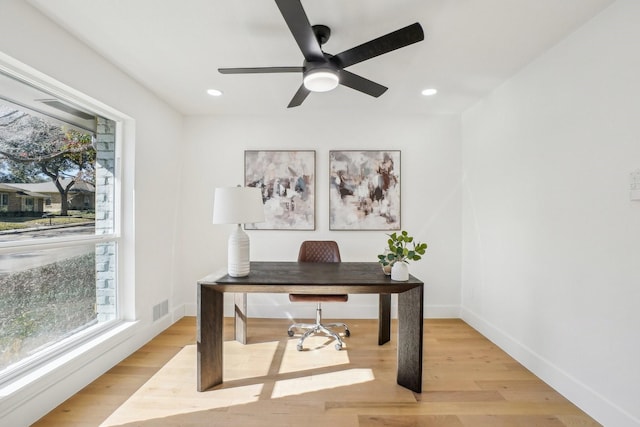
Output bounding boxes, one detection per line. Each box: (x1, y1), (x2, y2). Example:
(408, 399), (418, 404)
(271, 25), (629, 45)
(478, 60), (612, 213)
(279, 336), (350, 374)
(101, 346), (263, 426)
(223, 340), (280, 381)
(271, 368), (375, 398)
(101, 339), (364, 426)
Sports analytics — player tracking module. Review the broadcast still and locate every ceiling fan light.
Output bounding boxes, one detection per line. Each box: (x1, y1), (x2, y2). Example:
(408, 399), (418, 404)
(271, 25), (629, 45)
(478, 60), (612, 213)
(303, 69), (339, 92)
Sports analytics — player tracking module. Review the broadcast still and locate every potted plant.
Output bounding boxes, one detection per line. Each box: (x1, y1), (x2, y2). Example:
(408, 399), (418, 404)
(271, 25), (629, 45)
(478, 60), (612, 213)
(377, 230), (427, 281)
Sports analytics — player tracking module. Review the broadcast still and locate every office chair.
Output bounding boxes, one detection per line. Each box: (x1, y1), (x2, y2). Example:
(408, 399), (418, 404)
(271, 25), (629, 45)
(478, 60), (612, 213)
(287, 240), (351, 351)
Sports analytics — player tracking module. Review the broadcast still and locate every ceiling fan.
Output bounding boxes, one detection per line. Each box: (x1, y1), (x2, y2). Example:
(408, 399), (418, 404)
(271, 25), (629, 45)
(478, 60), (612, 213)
(218, 0), (424, 108)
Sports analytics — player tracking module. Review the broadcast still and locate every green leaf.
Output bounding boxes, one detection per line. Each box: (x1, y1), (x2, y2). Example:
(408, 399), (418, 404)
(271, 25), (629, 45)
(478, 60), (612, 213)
(381, 230), (427, 264)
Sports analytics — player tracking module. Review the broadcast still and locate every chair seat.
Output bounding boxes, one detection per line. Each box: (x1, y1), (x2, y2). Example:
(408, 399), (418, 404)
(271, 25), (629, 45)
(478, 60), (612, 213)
(289, 294), (348, 303)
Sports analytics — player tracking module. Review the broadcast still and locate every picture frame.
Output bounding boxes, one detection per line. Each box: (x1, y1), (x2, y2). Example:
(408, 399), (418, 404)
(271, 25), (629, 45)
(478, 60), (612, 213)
(329, 150), (401, 230)
(244, 150), (315, 230)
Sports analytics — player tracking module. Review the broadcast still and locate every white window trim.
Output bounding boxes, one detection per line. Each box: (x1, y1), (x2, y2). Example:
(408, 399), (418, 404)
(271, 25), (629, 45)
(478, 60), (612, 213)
(0, 52), (136, 404)
(0, 319), (140, 419)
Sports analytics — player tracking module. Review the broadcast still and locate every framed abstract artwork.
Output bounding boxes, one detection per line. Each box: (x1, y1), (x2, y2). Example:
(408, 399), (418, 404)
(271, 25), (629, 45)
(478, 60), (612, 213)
(329, 150), (400, 230)
(244, 150), (315, 230)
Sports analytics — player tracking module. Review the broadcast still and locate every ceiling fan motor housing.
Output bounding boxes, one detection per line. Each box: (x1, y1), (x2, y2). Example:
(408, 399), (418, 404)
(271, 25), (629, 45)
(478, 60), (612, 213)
(312, 24), (331, 45)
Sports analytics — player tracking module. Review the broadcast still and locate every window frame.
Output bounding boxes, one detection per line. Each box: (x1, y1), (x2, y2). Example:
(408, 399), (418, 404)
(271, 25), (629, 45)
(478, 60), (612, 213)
(0, 54), (131, 388)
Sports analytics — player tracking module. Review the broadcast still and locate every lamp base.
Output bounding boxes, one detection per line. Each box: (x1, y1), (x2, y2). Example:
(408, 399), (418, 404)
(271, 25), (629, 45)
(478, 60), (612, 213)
(228, 224), (250, 277)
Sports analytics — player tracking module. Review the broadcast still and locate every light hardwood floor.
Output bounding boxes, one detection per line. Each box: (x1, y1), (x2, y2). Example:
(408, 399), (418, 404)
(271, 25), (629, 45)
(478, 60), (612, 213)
(34, 317), (601, 426)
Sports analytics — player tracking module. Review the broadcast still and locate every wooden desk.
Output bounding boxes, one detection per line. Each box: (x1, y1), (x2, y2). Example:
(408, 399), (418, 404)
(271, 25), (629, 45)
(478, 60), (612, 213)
(197, 261), (424, 393)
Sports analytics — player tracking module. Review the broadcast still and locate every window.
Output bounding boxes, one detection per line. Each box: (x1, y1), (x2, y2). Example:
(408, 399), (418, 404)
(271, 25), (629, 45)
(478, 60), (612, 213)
(0, 67), (120, 382)
(21, 197), (34, 212)
(0, 193), (8, 212)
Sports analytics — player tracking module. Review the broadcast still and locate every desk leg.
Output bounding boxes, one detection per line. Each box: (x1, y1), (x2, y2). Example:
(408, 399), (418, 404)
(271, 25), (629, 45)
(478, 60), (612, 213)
(378, 294), (391, 345)
(197, 284), (223, 391)
(234, 293), (247, 344)
(397, 285), (423, 393)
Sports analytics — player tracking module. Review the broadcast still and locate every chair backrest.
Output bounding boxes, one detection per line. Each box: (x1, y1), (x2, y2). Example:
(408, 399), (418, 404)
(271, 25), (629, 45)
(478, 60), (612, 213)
(297, 241), (341, 263)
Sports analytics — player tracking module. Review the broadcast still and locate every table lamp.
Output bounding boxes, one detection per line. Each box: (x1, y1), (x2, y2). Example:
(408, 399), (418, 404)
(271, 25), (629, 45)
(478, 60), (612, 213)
(212, 186), (265, 277)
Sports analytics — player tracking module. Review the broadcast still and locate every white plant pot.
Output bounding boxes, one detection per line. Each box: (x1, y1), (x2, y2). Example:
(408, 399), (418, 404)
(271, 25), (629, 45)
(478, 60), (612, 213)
(391, 261), (409, 281)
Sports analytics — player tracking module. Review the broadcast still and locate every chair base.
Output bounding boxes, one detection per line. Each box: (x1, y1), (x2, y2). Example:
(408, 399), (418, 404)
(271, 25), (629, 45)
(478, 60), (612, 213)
(287, 305), (350, 351)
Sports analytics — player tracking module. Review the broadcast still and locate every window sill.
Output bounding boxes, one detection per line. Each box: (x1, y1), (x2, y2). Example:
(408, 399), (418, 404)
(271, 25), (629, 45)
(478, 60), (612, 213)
(0, 320), (140, 418)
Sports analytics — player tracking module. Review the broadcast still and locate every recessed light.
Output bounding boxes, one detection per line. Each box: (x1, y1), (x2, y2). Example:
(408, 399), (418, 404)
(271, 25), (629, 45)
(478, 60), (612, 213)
(421, 88), (437, 96)
(207, 89), (223, 97)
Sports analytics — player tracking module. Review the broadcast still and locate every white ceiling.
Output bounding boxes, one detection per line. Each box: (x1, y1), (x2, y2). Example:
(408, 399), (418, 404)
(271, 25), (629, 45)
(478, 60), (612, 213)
(28, 0), (614, 116)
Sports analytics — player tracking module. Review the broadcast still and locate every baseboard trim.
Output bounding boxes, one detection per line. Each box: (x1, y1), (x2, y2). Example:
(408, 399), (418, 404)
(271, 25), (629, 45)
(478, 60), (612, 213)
(460, 307), (639, 427)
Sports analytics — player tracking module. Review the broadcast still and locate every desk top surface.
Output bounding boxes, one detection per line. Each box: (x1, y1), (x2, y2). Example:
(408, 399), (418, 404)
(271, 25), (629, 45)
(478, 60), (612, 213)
(198, 261), (423, 293)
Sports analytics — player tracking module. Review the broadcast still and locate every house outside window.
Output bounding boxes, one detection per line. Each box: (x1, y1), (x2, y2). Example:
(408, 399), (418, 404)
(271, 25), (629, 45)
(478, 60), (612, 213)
(0, 68), (120, 382)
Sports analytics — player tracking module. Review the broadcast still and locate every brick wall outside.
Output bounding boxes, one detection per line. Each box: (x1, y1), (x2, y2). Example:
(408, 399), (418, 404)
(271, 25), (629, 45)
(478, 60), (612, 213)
(94, 117), (116, 322)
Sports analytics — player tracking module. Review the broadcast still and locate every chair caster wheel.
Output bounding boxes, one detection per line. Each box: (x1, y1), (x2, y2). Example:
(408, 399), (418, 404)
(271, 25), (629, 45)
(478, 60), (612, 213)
(344, 329), (351, 337)
(297, 343), (303, 351)
(287, 330), (294, 337)
(335, 343), (342, 351)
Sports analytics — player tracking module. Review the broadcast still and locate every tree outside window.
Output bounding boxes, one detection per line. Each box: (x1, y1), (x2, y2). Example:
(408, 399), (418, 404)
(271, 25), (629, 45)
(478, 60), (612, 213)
(0, 104), (95, 218)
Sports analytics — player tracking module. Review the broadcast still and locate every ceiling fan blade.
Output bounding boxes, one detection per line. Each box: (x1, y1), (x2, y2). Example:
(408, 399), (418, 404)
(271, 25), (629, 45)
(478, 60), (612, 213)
(332, 22), (424, 69)
(274, 0), (324, 62)
(287, 84), (310, 108)
(218, 66), (303, 74)
(339, 70), (388, 97)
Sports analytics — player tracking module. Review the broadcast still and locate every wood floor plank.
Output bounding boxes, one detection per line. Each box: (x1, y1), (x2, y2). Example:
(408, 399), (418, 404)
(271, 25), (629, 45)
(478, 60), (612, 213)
(33, 317), (602, 426)
(359, 414), (464, 426)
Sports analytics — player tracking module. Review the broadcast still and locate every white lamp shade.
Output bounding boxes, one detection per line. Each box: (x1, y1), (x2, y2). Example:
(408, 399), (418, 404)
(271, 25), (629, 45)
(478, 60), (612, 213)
(212, 187), (265, 225)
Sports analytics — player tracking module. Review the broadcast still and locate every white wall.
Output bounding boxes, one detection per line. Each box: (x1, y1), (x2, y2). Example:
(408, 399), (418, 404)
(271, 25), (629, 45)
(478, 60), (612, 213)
(0, 1), (184, 425)
(461, 1), (640, 425)
(176, 113), (462, 320)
